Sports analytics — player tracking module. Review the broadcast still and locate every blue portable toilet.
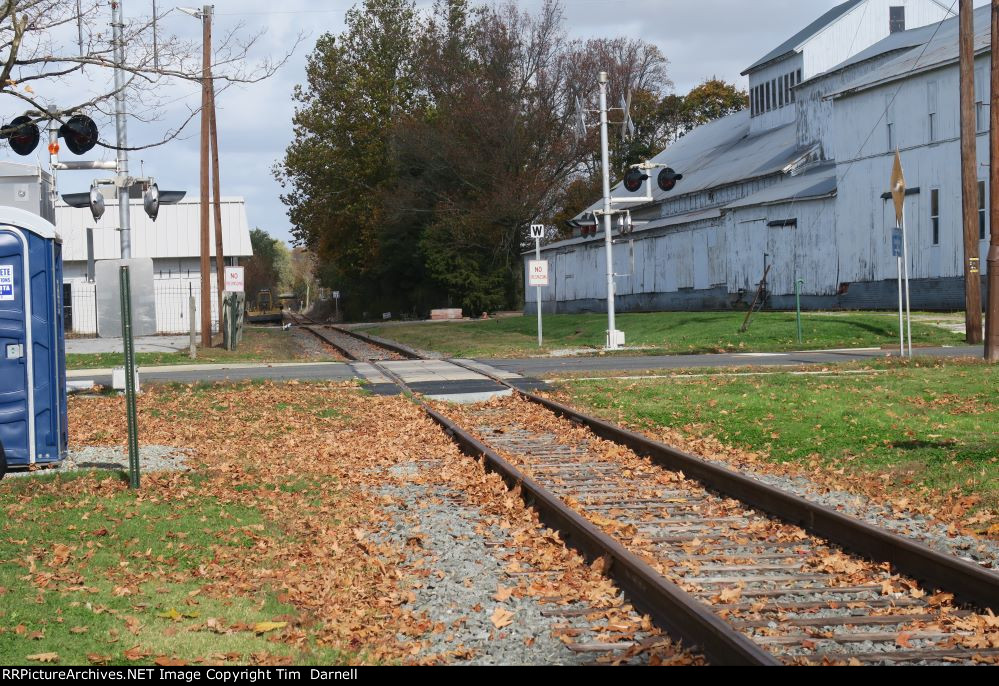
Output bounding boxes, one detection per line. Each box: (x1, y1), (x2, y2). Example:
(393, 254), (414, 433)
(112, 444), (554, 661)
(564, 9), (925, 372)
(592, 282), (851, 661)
(0, 207), (68, 477)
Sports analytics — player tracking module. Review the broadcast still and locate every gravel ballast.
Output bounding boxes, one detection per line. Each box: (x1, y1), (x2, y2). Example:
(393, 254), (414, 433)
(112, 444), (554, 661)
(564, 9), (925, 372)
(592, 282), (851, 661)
(373, 460), (681, 665)
(5, 445), (189, 478)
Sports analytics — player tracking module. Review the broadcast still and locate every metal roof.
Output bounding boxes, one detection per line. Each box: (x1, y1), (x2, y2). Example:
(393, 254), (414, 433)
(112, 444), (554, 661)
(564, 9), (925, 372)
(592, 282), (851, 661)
(577, 111), (806, 220)
(57, 197), (254, 262)
(0, 161), (52, 181)
(724, 164), (838, 210)
(742, 0), (865, 75)
(528, 207), (723, 255)
(828, 5), (991, 99)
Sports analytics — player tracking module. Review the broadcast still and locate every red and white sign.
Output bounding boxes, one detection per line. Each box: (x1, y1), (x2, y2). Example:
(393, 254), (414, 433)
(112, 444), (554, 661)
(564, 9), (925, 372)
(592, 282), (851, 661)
(224, 266), (245, 292)
(528, 260), (549, 287)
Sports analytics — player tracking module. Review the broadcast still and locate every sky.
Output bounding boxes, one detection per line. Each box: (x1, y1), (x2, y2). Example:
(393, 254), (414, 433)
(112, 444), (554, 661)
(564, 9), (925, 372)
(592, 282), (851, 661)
(4, 1), (972, 244)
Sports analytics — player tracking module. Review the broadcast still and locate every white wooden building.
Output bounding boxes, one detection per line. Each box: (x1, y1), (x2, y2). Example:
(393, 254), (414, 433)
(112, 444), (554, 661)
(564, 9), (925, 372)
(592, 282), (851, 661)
(57, 197), (253, 334)
(529, 0), (989, 313)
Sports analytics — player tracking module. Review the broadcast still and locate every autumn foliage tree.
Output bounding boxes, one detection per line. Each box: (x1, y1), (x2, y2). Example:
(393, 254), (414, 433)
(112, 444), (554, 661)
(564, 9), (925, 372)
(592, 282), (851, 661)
(278, 0), (744, 318)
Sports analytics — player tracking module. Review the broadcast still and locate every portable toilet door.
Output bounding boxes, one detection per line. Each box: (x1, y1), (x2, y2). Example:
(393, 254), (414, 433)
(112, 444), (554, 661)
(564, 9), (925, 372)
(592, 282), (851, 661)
(0, 207), (68, 476)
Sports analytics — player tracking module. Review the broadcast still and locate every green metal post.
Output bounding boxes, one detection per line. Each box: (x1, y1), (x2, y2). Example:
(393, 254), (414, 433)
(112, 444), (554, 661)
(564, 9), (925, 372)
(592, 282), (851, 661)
(230, 294), (238, 351)
(119, 266), (140, 490)
(795, 279), (804, 345)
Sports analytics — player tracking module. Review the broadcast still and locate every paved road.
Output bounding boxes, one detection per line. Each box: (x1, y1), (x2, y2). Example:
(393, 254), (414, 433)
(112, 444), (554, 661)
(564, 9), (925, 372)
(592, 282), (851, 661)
(480, 345), (985, 377)
(67, 345), (985, 388)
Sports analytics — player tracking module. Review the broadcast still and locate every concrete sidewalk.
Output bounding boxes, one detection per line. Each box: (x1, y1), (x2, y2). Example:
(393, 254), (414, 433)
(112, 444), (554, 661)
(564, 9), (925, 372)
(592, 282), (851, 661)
(67, 335), (190, 354)
(67, 360), (346, 378)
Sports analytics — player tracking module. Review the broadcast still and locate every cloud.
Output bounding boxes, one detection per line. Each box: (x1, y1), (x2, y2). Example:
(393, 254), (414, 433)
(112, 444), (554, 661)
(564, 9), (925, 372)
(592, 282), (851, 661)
(7, 0), (978, 246)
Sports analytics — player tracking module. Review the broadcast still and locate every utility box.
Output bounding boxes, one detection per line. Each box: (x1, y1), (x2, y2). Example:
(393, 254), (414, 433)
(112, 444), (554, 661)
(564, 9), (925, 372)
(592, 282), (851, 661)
(0, 207), (68, 474)
(0, 162), (55, 224)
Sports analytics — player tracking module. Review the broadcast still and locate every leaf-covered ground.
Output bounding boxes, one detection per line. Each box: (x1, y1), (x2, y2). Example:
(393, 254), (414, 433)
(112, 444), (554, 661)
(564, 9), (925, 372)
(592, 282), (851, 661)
(0, 382), (697, 666)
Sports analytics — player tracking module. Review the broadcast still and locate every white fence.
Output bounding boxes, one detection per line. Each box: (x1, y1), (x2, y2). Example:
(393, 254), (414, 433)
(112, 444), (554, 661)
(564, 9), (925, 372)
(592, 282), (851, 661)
(65, 279), (221, 336)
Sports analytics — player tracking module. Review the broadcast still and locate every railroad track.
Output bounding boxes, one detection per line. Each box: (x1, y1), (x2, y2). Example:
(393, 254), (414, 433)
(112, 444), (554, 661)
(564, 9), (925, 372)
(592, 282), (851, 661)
(284, 312), (999, 665)
(286, 313), (412, 362)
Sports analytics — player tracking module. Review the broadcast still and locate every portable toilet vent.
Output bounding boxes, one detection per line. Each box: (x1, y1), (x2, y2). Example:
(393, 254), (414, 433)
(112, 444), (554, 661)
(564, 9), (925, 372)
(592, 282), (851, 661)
(0, 207), (68, 476)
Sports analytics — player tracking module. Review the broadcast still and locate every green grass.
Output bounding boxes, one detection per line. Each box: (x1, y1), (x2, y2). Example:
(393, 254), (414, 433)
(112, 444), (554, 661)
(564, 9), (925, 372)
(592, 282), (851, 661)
(559, 359), (999, 510)
(66, 328), (334, 371)
(0, 471), (351, 665)
(361, 311), (964, 358)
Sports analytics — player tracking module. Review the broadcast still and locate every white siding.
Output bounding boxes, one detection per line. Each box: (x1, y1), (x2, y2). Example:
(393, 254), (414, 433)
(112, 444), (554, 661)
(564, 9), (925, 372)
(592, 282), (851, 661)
(57, 198), (253, 263)
(802, 0), (953, 78)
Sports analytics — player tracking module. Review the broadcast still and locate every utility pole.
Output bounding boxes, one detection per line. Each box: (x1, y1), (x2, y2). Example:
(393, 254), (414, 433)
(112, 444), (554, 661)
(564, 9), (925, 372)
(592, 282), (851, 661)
(208, 24), (226, 329)
(959, 0), (983, 344)
(112, 0), (132, 259)
(598, 71), (621, 351)
(199, 4), (212, 348)
(986, 0), (999, 361)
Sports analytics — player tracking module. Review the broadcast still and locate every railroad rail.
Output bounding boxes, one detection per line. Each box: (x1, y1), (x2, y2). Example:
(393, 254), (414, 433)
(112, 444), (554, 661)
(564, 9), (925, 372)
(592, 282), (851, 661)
(286, 313), (413, 362)
(284, 312), (999, 665)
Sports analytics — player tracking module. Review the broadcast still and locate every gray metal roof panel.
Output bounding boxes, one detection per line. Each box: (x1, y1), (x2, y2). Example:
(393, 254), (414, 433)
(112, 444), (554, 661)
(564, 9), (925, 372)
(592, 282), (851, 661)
(577, 111), (804, 220)
(742, 0), (865, 75)
(724, 165), (837, 210)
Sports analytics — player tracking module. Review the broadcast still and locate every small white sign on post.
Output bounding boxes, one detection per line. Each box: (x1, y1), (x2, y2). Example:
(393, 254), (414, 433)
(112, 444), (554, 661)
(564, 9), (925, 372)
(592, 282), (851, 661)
(528, 260), (549, 287)
(224, 266), (244, 293)
(530, 224), (545, 240)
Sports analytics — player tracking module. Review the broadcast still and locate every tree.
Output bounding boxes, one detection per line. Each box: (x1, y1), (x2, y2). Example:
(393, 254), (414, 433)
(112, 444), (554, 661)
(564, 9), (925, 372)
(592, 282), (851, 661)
(671, 78), (748, 141)
(285, 247), (318, 307)
(244, 228), (289, 299)
(278, 0), (680, 316)
(0, 1), (297, 151)
(392, 0), (594, 313)
(276, 0), (419, 319)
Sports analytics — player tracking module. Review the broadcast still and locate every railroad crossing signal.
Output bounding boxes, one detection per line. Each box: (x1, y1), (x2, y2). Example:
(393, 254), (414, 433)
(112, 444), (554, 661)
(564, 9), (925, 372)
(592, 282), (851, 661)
(657, 167), (683, 192)
(1, 113), (99, 156)
(623, 168), (648, 193)
(1, 116), (40, 155)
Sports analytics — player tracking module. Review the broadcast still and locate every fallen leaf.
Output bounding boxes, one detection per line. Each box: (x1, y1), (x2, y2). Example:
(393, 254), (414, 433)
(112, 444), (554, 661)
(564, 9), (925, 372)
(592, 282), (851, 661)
(493, 586), (514, 602)
(26, 653), (59, 663)
(155, 657), (188, 666)
(490, 607), (514, 629)
(252, 621), (287, 635)
(124, 645), (150, 661)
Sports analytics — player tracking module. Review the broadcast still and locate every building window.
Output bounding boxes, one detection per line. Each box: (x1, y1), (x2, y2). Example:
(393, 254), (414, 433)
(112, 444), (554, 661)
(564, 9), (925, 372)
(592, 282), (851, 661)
(928, 113), (936, 142)
(980, 181), (988, 240)
(765, 82), (771, 111)
(784, 73), (791, 105)
(887, 122), (895, 150)
(890, 6), (906, 33)
(778, 78), (784, 108)
(930, 189), (940, 245)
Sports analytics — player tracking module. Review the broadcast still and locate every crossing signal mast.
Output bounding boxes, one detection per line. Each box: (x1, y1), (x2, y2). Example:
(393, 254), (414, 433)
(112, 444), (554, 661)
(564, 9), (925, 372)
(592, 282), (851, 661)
(588, 70), (684, 350)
